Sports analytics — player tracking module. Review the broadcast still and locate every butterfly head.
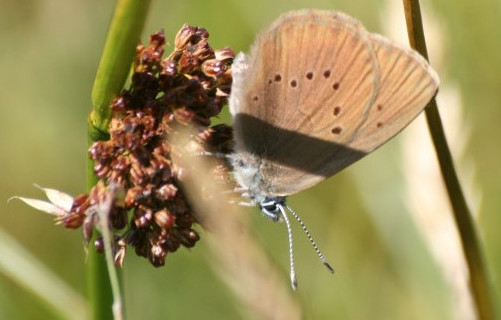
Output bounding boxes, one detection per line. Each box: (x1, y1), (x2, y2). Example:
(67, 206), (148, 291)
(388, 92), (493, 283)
(258, 197), (287, 222)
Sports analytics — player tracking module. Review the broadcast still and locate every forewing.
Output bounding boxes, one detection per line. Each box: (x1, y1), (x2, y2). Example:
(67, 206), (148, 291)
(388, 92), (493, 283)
(231, 10), (380, 196)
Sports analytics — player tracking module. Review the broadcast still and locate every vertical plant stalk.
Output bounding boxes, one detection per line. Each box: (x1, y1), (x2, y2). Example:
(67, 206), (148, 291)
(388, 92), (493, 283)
(87, 0), (152, 319)
(96, 187), (125, 320)
(172, 132), (301, 320)
(402, 1), (497, 319)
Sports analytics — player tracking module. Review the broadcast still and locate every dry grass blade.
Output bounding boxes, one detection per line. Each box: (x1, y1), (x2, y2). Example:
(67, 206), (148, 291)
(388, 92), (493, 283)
(173, 130), (301, 320)
(402, 1), (497, 319)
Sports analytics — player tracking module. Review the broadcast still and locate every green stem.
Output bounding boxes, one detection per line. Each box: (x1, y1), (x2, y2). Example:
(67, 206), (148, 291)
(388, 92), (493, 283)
(90, 0), (152, 133)
(402, 1), (497, 319)
(87, 121), (114, 320)
(97, 186), (125, 320)
(87, 0), (152, 319)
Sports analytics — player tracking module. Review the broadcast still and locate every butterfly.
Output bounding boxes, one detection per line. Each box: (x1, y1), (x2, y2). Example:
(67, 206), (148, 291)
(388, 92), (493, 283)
(228, 9), (439, 289)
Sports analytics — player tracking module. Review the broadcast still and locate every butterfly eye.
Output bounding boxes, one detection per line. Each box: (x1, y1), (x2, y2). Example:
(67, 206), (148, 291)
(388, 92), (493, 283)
(259, 199), (283, 221)
(260, 202), (278, 213)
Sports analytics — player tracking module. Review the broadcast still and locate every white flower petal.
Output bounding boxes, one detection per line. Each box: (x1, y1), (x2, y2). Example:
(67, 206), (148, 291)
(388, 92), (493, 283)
(8, 197), (66, 216)
(33, 184), (74, 212)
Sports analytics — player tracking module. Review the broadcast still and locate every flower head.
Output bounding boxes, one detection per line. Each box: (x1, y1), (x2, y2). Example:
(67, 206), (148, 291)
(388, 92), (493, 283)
(16, 25), (235, 267)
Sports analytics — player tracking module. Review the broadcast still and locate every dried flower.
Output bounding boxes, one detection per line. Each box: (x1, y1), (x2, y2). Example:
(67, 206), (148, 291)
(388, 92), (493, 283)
(215, 48), (235, 62)
(88, 25), (234, 266)
(15, 24), (235, 268)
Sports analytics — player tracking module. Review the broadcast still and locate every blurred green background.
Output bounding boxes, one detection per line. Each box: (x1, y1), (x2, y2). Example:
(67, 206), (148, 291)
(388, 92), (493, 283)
(1, 0), (500, 319)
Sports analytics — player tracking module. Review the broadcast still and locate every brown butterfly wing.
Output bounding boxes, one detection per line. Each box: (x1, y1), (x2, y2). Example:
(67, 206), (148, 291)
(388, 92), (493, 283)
(348, 34), (439, 152)
(231, 10), (380, 196)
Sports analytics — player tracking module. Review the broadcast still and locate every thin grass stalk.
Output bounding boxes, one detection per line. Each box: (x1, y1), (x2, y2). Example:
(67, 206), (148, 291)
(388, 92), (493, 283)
(87, 0), (152, 319)
(172, 131), (301, 320)
(402, 1), (497, 319)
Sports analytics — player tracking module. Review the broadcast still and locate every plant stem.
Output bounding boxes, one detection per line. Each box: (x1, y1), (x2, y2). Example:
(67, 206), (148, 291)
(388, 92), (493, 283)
(90, 0), (152, 133)
(402, 1), (497, 319)
(87, 119), (114, 320)
(87, 0), (152, 319)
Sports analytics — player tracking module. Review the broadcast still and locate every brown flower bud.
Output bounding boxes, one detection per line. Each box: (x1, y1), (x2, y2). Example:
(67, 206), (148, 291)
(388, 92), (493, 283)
(110, 155), (129, 173)
(94, 237), (105, 253)
(110, 206), (128, 229)
(194, 27), (209, 41)
(160, 59), (177, 76)
(125, 186), (152, 207)
(172, 195), (189, 215)
(134, 205), (153, 228)
(177, 228), (200, 248)
(150, 154), (173, 182)
(149, 31), (166, 48)
(108, 171), (126, 187)
(59, 212), (85, 229)
(156, 184), (177, 201)
(140, 115), (156, 141)
(177, 51), (199, 74)
(199, 124), (234, 154)
(110, 91), (133, 112)
(131, 72), (158, 91)
(216, 69), (232, 97)
(175, 24), (197, 50)
(150, 244), (167, 267)
(130, 161), (148, 186)
(175, 214), (194, 228)
(154, 209), (176, 229)
(89, 141), (114, 161)
(136, 43), (145, 55)
(71, 193), (90, 214)
(94, 162), (111, 179)
(202, 59), (226, 78)
(82, 215), (94, 245)
(160, 233), (180, 252)
(114, 237), (127, 267)
(191, 39), (213, 61)
(214, 47), (235, 61)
